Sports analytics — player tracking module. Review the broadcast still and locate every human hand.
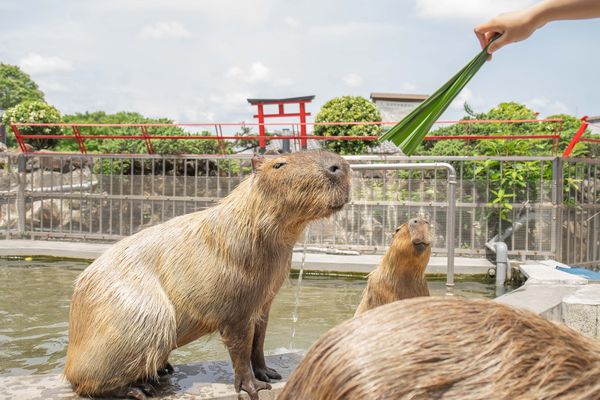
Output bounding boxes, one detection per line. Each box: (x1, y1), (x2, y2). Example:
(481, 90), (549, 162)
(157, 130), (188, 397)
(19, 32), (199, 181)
(474, 9), (544, 54)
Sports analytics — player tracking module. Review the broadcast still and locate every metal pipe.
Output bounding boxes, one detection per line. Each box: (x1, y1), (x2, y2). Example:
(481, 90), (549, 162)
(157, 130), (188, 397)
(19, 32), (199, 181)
(491, 241), (508, 286)
(350, 162), (457, 288)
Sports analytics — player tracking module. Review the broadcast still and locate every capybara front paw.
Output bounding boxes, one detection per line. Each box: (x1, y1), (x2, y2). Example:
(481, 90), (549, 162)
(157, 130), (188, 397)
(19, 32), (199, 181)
(254, 366), (282, 382)
(235, 375), (271, 400)
(157, 361), (174, 376)
(125, 386), (149, 400)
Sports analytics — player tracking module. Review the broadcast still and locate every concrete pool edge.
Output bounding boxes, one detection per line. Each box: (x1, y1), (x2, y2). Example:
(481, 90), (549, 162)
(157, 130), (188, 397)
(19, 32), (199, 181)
(495, 260), (600, 337)
(0, 239), (495, 276)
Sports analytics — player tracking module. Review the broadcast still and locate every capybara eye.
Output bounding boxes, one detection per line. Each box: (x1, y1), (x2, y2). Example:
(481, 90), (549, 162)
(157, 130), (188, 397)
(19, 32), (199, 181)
(273, 162), (286, 169)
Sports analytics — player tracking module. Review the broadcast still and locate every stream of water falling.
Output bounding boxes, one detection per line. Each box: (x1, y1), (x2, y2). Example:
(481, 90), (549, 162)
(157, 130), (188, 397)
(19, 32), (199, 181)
(289, 228), (309, 350)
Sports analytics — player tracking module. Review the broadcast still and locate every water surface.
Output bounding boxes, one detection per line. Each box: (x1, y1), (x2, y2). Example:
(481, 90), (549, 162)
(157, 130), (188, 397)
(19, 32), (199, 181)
(0, 258), (500, 376)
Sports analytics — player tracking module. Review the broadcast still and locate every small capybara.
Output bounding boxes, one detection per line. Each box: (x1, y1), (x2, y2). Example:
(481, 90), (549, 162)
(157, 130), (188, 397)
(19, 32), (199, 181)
(355, 216), (432, 315)
(64, 151), (350, 400)
(280, 297), (600, 400)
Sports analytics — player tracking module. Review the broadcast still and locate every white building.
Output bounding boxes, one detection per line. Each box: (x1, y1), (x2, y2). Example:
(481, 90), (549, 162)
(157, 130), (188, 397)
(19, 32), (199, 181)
(370, 92), (427, 123)
(587, 115), (600, 135)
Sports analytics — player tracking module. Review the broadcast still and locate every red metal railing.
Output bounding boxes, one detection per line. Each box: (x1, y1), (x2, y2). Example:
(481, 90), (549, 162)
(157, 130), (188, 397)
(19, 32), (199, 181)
(560, 117), (600, 156)
(11, 118), (566, 155)
(562, 116), (589, 158)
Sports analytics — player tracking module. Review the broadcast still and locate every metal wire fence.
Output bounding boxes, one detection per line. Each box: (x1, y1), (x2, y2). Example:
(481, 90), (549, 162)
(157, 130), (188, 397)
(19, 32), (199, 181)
(0, 153), (598, 268)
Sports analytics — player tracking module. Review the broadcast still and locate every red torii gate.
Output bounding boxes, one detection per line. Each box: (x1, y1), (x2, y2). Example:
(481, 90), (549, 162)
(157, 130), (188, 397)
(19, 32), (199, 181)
(247, 95), (315, 150)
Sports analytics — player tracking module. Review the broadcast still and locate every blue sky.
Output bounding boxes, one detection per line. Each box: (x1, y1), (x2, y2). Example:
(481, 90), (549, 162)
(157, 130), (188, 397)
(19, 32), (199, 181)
(1, 0), (598, 124)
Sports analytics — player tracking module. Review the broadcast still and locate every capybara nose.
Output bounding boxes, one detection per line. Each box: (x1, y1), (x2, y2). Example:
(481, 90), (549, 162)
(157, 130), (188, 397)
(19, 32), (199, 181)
(324, 162), (344, 179)
(411, 218), (429, 227)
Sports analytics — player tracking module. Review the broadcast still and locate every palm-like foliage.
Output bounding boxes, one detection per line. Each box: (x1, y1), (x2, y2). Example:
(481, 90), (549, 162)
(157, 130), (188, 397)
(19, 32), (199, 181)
(380, 38), (497, 155)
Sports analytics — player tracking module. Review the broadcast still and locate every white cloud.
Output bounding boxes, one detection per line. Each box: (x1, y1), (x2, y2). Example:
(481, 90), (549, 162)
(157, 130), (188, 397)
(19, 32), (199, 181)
(343, 73), (363, 88)
(273, 78), (294, 87)
(400, 82), (418, 92)
(18, 53), (73, 75)
(310, 22), (401, 36)
(226, 62), (270, 83)
(139, 21), (191, 39)
(450, 88), (484, 110)
(102, 0), (271, 24)
(38, 81), (69, 93)
(415, 0), (536, 21)
(182, 109), (216, 122)
(284, 17), (300, 29)
(208, 92), (253, 109)
(526, 97), (570, 115)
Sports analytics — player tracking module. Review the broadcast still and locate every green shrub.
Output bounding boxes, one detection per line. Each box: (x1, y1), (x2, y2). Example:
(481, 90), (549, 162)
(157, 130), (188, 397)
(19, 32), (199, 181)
(60, 111), (228, 155)
(314, 96), (381, 155)
(544, 113), (591, 157)
(2, 100), (62, 149)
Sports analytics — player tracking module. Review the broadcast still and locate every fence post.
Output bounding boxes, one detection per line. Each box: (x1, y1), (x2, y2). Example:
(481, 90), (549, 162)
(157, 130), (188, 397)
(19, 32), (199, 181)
(445, 164), (457, 288)
(16, 154), (26, 237)
(551, 157), (564, 262)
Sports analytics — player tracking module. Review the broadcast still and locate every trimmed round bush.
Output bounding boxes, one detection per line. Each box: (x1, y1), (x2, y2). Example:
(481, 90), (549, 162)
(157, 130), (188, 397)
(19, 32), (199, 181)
(3, 100), (62, 150)
(314, 96), (382, 155)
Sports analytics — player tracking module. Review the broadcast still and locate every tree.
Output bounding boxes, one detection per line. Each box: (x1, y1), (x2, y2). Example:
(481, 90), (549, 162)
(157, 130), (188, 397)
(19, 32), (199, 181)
(0, 64), (45, 109)
(2, 100), (62, 149)
(418, 102), (556, 157)
(314, 96), (382, 155)
(61, 111), (228, 155)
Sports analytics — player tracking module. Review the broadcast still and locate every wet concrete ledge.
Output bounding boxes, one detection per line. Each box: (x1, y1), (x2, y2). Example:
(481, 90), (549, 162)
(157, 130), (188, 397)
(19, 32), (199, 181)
(495, 260), (600, 337)
(0, 353), (303, 400)
(0, 239), (494, 275)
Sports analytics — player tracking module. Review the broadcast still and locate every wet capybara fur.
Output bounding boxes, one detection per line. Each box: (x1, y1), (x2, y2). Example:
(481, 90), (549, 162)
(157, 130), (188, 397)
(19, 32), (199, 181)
(64, 151), (350, 400)
(280, 297), (600, 400)
(355, 216), (432, 315)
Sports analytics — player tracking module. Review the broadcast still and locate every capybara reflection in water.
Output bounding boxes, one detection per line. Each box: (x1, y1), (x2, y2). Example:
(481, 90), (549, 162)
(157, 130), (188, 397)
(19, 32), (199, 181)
(280, 297), (600, 400)
(64, 151), (351, 400)
(355, 216), (432, 315)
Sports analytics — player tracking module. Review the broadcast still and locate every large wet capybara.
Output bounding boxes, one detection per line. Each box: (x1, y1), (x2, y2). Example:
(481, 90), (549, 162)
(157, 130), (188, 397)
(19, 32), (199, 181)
(64, 151), (351, 400)
(280, 297), (600, 400)
(355, 216), (432, 315)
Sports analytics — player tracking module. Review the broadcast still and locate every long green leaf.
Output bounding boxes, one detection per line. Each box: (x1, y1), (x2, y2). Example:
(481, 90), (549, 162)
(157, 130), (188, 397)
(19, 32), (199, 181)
(380, 38), (497, 155)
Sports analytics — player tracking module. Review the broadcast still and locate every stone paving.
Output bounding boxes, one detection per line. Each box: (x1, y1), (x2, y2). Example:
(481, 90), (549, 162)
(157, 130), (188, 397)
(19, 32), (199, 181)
(0, 353), (303, 400)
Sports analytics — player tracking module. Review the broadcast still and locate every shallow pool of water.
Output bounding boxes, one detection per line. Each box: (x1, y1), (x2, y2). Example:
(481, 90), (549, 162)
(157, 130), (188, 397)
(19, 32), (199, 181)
(0, 258), (502, 376)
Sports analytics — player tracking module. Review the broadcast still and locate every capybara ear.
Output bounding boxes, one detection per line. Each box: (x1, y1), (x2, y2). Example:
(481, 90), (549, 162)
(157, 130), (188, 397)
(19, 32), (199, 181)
(251, 154), (265, 173)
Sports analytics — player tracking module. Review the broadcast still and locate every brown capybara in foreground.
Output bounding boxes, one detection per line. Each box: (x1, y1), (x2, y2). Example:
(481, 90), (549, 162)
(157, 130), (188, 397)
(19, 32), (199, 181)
(280, 297), (600, 400)
(64, 151), (350, 400)
(355, 216), (432, 315)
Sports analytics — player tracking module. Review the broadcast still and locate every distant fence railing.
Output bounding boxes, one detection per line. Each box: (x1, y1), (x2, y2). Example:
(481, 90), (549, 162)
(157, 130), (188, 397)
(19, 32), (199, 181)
(0, 153), (598, 269)
(11, 118), (565, 155)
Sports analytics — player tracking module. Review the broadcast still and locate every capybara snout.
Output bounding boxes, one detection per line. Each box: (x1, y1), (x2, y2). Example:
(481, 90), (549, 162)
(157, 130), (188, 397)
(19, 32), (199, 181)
(407, 216), (432, 248)
(395, 216), (433, 250)
(318, 151), (349, 182)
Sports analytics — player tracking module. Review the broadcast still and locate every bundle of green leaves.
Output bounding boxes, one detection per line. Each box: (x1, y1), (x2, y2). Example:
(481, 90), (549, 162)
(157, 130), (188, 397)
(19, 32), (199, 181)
(380, 39), (497, 155)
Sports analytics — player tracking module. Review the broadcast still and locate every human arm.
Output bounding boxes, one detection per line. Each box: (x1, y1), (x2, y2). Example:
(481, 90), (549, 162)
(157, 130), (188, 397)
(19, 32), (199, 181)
(475, 0), (600, 54)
